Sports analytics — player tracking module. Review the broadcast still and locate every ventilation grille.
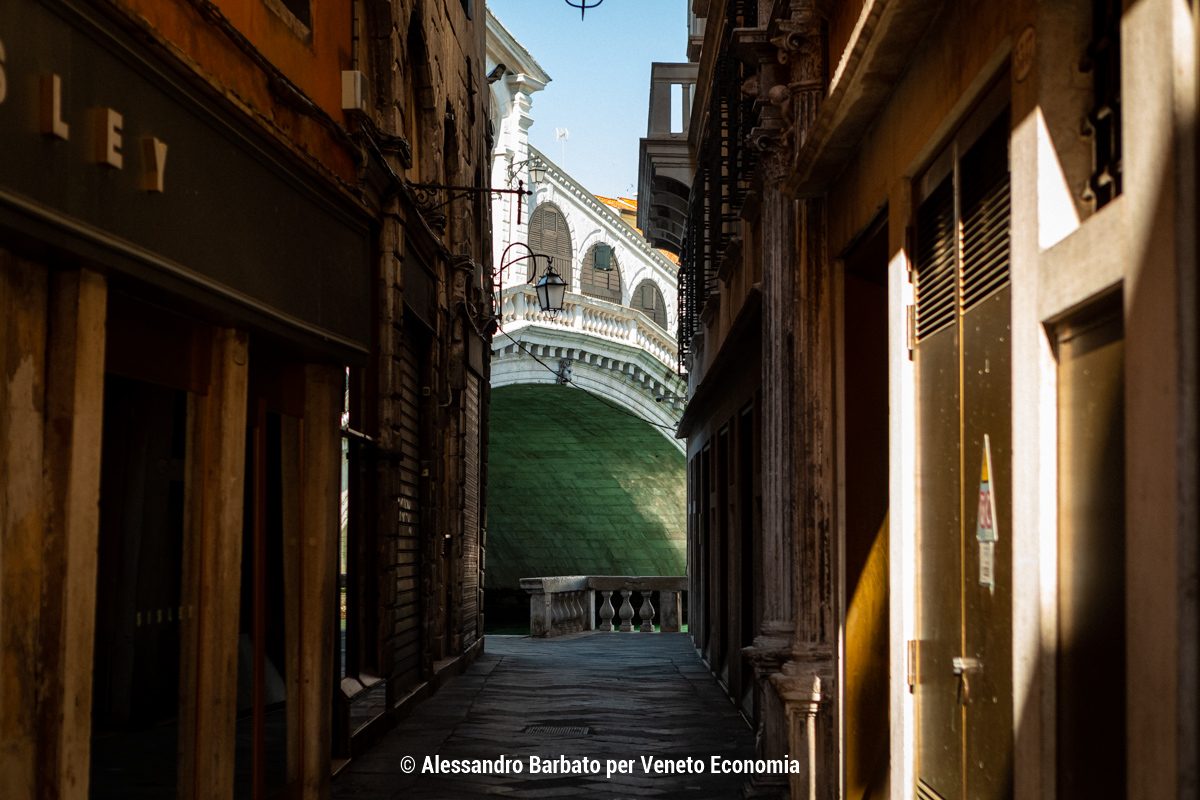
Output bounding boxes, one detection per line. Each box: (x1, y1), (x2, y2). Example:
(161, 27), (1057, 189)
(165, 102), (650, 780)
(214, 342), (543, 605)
(522, 725), (591, 737)
(915, 113), (1011, 339)
(961, 177), (1010, 310)
(961, 117), (1011, 311)
(914, 176), (956, 340)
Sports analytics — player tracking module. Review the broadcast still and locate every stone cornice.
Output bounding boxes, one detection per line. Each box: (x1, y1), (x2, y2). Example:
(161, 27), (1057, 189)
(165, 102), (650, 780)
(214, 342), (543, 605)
(529, 146), (679, 277)
(486, 9), (552, 88)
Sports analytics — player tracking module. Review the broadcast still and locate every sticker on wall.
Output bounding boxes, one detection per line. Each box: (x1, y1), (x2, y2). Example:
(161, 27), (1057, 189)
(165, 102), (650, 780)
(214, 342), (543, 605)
(977, 434), (998, 591)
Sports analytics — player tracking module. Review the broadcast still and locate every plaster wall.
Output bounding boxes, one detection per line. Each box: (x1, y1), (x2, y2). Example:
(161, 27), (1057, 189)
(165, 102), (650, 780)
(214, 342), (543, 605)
(115, 0), (358, 181)
(820, 0), (1199, 797)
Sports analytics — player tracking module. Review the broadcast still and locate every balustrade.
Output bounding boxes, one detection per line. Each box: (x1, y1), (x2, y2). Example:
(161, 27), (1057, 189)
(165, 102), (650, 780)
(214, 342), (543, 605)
(499, 287), (678, 373)
(519, 576), (687, 638)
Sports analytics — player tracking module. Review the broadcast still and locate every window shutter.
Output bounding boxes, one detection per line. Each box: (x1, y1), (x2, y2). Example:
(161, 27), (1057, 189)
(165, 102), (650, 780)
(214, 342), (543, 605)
(526, 204), (573, 285)
(633, 280), (668, 329)
(581, 245), (621, 302)
(914, 176), (956, 341)
(960, 117), (1010, 311)
(914, 111), (1010, 342)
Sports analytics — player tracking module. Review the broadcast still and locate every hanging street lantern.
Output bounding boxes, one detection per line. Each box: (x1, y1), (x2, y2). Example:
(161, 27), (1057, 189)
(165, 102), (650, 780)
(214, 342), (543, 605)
(564, 0), (603, 20)
(534, 264), (568, 315)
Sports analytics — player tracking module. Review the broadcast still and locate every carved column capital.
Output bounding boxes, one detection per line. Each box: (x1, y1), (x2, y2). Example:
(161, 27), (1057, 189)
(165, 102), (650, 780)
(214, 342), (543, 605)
(768, 3), (827, 163)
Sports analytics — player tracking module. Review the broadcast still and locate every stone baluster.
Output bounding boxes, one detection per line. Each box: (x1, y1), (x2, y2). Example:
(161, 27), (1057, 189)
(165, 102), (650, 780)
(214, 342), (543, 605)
(659, 590), (683, 632)
(618, 590), (635, 632)
(638, 591), (656, 632)
(553, 593), (566, 633)
(598, 591), (615, 631)
(570, 592), (583, 632)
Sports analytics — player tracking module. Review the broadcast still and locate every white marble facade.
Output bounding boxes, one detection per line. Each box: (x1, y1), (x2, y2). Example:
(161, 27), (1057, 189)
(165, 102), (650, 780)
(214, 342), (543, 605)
(486, 10), (679, 341)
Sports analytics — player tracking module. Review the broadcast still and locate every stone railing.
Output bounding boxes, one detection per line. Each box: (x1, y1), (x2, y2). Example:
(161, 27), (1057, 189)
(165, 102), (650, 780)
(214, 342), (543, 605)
(519, 576), (687, 638)
(499, 287), (678, 373)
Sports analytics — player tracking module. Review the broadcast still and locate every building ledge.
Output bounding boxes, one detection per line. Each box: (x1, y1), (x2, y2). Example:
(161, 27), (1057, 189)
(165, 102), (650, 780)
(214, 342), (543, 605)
(785, 0), (944, 197)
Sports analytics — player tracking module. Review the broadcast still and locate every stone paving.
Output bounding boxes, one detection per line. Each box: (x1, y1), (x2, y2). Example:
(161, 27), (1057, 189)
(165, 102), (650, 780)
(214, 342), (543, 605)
(332, 633), (756, 799)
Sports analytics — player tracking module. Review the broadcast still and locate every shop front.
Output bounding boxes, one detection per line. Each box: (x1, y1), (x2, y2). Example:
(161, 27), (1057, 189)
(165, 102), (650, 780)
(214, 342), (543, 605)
(0, 1), (372, 797)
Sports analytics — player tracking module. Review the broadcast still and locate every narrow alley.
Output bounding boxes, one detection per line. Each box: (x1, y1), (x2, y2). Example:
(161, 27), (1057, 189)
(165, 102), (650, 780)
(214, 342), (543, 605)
(2, 0), (1200, 799)
(333, 635), (754, 799)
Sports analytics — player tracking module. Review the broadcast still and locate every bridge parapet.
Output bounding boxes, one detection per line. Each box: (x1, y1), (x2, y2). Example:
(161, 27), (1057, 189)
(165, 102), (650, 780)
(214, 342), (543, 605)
(500, 286), (678, 373)
(520, 576), (688, 637)
(493, 287), (687, 447)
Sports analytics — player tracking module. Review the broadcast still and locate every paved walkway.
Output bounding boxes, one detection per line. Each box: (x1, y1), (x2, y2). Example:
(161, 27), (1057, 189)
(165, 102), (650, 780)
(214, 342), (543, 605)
(333, 633), (756, 799)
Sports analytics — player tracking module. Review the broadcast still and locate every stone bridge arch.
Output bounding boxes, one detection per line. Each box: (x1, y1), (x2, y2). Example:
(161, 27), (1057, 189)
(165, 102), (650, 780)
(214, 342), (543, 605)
(492, 287), (686, 449)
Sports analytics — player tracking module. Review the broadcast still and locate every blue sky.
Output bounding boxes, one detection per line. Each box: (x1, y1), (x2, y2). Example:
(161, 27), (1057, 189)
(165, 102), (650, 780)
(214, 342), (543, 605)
(487, 0), (688, 199)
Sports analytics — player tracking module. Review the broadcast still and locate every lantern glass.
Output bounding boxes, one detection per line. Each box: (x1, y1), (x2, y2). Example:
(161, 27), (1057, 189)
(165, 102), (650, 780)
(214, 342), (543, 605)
(535, 265), (568, 312)
(530, 163), (547, 183)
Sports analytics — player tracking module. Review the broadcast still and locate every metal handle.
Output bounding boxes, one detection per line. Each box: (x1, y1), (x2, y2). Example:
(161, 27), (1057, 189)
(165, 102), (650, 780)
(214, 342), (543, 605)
(952, 657), (982, 706)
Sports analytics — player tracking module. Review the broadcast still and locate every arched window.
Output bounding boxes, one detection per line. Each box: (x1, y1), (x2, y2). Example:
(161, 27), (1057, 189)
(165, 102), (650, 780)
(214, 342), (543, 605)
(580, 244), (622, 303)
(527, 203), (573, 286)
(632, 280), (668, 329)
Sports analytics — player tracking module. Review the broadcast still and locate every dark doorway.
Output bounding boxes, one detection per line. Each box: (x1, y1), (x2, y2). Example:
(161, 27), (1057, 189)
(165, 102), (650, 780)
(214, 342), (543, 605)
(841, 216), (890, 800)
(90, 374), (188, 798)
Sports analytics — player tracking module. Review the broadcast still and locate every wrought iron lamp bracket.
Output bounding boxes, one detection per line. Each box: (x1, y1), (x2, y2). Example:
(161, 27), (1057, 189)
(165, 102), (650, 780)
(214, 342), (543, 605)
(564, 0), (603, 20)
(408, 181), (532, 217)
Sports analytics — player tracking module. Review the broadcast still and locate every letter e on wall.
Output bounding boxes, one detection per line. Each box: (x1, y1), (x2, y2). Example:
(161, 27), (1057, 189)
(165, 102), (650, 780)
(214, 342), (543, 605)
(89, 107), (123, 168)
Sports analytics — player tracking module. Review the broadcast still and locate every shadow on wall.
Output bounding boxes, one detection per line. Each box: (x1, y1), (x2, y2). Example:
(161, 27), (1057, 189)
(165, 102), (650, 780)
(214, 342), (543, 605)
(485, 383), (686, 593)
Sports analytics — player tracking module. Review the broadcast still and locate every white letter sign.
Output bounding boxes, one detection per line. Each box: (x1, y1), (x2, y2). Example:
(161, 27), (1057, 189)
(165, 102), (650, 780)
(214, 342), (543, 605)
(140, 136), (167, 192)
(40, 74), (69, 139)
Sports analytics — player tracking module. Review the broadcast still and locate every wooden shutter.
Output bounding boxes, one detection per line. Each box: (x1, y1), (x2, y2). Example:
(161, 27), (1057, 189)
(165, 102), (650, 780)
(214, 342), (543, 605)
(580, 245), (622, 302)
(634, 280), (668, 329)
(461, 374), (481, 647)
(390, 332), (422, 684)
(527, 204), (573, 285)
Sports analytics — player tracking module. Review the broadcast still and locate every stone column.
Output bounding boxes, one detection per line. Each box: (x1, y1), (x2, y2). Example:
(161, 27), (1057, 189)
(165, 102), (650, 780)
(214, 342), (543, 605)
(761, 4), (839, 798)
(743, 142), (799, 800)
(772, 194), (837, 800)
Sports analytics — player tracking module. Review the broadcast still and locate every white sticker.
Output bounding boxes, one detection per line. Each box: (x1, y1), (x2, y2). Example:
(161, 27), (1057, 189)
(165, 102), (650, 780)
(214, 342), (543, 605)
(979, 540), (995, 590)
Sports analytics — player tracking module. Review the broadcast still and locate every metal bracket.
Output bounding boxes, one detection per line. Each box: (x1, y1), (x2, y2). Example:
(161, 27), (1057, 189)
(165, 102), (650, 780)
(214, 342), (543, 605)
(408, 181), (531, 219)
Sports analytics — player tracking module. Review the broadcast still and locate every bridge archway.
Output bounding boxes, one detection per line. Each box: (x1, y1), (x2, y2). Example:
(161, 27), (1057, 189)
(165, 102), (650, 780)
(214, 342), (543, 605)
(485, 384), (686, 595)
(493, 287), (686, 449)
